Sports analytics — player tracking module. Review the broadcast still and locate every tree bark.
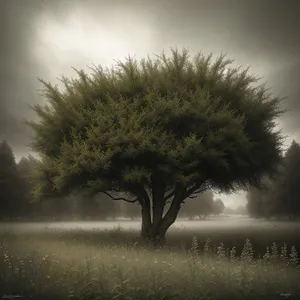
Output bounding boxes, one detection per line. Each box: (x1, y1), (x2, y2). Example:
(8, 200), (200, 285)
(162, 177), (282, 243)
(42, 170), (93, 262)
(140, 202), (152, 239)
(138, 184), (186, 246)
(151, 185), (186, 245)
(149, 175), (165, 238)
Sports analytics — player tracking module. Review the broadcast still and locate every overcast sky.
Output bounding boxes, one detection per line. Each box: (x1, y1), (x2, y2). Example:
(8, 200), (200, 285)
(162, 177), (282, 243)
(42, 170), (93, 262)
(1, 0), (300, 208)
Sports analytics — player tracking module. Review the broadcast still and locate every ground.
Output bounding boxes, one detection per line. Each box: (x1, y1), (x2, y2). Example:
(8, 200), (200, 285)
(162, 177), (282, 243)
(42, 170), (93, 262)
(1, 215), (300, 299)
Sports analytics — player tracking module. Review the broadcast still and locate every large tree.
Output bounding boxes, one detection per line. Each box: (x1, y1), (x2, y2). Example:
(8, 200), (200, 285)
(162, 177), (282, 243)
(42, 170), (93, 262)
(26, 48), (284, 244)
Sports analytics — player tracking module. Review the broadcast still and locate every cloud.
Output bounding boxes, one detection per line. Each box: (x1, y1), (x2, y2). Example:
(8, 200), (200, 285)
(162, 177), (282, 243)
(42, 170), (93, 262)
(1, 0), (299, 163)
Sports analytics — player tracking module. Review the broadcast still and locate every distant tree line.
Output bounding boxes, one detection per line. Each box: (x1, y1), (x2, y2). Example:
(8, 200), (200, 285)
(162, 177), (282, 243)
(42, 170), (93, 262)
(0, 140), (227, 221)
(8, 137), (299, 222)
(246, 140), (300, 220)
(0, 141), (26, 220)
(6, 136), (294, 223)
(223, 205), (247, 215)
(177, 191), (225, 220)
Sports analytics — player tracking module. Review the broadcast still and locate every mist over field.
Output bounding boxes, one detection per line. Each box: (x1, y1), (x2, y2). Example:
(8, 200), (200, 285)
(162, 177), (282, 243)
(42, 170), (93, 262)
(0, 215), (259, 234)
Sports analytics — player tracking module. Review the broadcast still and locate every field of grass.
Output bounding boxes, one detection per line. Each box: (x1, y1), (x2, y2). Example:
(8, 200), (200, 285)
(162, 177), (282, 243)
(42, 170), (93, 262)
(1, 220), (300, 300)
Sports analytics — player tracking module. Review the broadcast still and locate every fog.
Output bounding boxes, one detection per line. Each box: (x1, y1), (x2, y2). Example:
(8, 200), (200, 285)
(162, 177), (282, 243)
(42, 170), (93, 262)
(2, 215), (299, 235)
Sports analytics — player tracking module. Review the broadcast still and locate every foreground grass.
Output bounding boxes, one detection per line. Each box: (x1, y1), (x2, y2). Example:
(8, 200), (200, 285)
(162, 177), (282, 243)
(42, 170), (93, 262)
(0, 227), (300, 300)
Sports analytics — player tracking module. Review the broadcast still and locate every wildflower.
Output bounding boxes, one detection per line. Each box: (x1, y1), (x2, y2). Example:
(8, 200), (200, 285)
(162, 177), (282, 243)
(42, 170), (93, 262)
(289, 246), (299, 266)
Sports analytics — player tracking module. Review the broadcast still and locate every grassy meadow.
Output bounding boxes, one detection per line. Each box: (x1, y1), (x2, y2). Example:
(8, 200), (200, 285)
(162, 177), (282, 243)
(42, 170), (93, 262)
(1, 217), (300, 300)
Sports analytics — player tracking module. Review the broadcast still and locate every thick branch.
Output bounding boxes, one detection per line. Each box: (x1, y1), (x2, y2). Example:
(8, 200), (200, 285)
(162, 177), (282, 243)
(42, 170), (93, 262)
(164, 188), (176, 202)
(151, 174), (166, 229)
(133, 185), (150, 206)
(162, 184), (186, 222)
(136, 186), (152, 238)
(101, 191), (139, 203)
(188, 185), (208, 198)
(185, 180), (208, 198)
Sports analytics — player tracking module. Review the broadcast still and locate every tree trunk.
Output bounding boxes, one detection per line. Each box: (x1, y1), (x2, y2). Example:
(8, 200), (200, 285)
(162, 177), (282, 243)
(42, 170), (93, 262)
(140, 206), (152, 239)
(138, 185), (186, 246)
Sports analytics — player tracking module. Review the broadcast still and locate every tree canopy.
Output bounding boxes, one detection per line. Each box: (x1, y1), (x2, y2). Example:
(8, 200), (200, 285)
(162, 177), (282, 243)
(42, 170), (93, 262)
(26, 48), (285, 242)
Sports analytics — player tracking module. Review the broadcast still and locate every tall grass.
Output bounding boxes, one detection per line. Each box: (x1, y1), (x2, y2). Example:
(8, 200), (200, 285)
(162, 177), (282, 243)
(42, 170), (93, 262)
(0, 228), (299, 300)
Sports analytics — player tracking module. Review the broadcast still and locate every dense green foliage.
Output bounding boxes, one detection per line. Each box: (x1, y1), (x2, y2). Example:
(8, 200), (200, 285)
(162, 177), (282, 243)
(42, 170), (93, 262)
(247, 140), (300, 220)
(27, 49), (284, 196)
(26, 48), (285, 241)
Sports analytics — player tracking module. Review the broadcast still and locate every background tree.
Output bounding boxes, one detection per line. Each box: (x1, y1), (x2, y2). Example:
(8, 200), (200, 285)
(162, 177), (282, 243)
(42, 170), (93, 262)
(223, 205), (246, 215)
(246, 141), (300, 220)
(180, 190), (214, 219)
(273, 140), (300, 220)
(212, 198), (225, 216)
(246, 181), (272, 219)
(68, 190), (103, 221)
(235, 205), (247, 215)
(26, 48), (285, 244)
(0, 141), (24, 220)
(223, 206), (236, 215)
(94, 193), (119, 220)
(121, 201), (141, 220)
(17, 155), (37, 218)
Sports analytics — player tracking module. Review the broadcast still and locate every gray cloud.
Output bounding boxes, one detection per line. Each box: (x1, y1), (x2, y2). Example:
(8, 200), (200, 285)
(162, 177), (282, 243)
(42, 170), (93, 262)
(1, 0), (299, 162)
